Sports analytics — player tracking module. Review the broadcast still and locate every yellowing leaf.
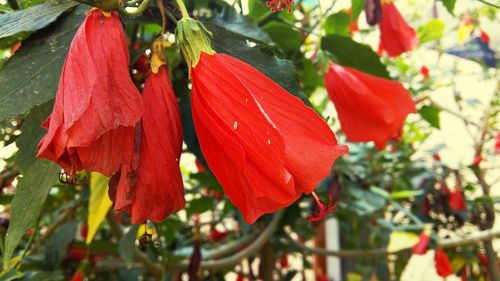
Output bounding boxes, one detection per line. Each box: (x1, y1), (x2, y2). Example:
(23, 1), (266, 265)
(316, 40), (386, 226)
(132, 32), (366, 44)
(457, 23), (473, 45)
(387, 231), (419, 253)
(86, 172), (112, 244)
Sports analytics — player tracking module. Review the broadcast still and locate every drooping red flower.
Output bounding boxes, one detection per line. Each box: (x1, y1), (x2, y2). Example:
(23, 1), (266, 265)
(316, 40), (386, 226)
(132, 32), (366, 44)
(434, 248), (453, 278)
(307, 192), (337, 222)
(210, 229), (229, 242)
(266, 0), (294, 13)
(412, 227), (431, 255)
(495, 131), (500, 154)
(480, 30), (490, 44)
(70, 270), (83, 281)
(449, 187), (466, 211)
(236, 274), (245, 281)
(420, 66), (430, 80)
(471, 155), (483, 166)
(37, 10), (143, 176)
(280, 254), (289, 268)
(113, 66), (184, 224)
(324, 61), (416, 149)
(379, 1), (418, 57)
(191, 53), (347, 224)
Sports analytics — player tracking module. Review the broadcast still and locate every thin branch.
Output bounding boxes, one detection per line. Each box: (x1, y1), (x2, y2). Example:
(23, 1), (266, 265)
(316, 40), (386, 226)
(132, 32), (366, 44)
(477, 0), (500, 9)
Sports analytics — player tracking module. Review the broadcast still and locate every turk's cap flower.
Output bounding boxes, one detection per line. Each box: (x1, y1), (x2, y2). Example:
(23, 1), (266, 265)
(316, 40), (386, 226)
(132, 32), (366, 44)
(434, 248), (453, 277)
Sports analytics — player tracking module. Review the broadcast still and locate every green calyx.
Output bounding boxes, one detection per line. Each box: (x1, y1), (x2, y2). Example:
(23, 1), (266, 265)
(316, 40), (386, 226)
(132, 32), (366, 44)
(175, 17), (215, 69)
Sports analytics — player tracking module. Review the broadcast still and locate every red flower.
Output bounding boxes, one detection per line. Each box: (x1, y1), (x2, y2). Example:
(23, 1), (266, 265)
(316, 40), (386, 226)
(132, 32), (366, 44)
(37, 10), (143, 176)
(471, 155), (483, 166)
(495, 131), (500, 154)
(412, 227), (431, 255)
(191, 53), (347, 224)
(307, 192), (337, 222)
(236, 274), (245, 281)
(379, 1), (418, 57)
(70, 271), (83, 281)
(210, 229), (229, 242)
(420, 66), (430, 80)
(434, 248), (453, 278)
(316, 273), (332, 281)
(324, 62), (416, 149)
(79, 224), (88, 240)
(266, 0), (294, 13)
(280, 254), (289, 268)
(480, 30), (490, 44)
(114, 66), (184, 224)
(449, 187), (466, 211)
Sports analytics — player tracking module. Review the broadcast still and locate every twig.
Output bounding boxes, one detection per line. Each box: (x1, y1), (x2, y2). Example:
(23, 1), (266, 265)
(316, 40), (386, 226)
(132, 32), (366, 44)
(477, 0), (500, 9)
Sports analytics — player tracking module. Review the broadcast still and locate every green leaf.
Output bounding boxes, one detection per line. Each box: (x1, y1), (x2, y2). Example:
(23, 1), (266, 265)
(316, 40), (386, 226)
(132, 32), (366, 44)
(212, 8), (272, 44)
(0, 0), (77, 39)
(119, 224), (139, 265)
(321, 35), (390, 78)
(351, 0), (365, 19)
(186, 197), (213, 217)
(3, 103), (60, 270)
(206, 22), (309, 104)
(419, 105), (441, 129)
(418, 19), (445, 44)
(45, 221), (77, 269)
(323, 11), (351, 36)
(0, 5), (86, 121)
(437, 0), (456, 15)
(390, 190), (425, 199)
(262, 22), (302, 54)
(0, 269), (24, 281)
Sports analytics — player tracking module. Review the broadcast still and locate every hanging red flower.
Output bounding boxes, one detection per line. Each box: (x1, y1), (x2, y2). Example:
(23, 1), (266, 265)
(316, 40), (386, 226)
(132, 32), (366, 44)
(480, 30), (490, 44)
(434, 248), (453, 278)
(70, 270), (83, 281)
(471, 155), (483, 166)
(412, 226), (431, 255)
(191, 53), (347, 223)
(495, 131), (500, 154)
(449, 187), (466, 211)
(379, 1), (418, 57)
(324, 61), (416, 149)
(420, 66), (430, 80)
(37, 9), (143, 176)
(113, 64), (184, 224)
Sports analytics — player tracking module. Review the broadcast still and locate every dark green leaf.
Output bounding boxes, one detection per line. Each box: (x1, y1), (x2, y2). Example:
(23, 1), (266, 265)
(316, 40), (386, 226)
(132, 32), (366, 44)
(3, 103), (60, 270)
(212, 7), (272, 44)
(119, 224), (139, 265)
(262, 22), (302, 54)
(418, 19), (445, 44)
(45, 221), (77, 269)
(0, 269), (24, 281)
(186, 197), (213, 217)
(323, 12), (351, 36)
(0, 0), (77, 39)
(419, 105), (441, 129)
(437, 0), (456, 15)
(321, 35), (390, 78)
(0, 5), (86, 121)
(206, 22), (309, 104)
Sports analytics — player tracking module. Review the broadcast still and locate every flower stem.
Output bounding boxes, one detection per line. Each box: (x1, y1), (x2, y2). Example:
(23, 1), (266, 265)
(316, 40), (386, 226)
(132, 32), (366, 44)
(175, 0), (190, 19)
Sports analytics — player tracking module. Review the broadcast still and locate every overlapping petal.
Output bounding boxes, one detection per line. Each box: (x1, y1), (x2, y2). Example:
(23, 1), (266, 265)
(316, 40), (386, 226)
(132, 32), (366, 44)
(324, 62), (415, 149)
(37, 10), (143, 176)
(191, 52), (347, 223)
(114, 67), (184, 224)
(379, 2), (418, 57)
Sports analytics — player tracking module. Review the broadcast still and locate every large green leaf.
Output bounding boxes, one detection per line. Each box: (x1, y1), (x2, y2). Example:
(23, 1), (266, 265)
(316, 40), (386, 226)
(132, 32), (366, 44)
(321, 35), (390, 78)
(3, 102), (60, 270)
(206, 22), (309, 104)
(0, 0), (77, 39)
(119, 224), (139, 265)
(323, 11), (351, 36)
(211, 7), (272, 44)
(437, 0), (456, 15)
(45, 221), (77, 269)
(0, 5), (86, 121)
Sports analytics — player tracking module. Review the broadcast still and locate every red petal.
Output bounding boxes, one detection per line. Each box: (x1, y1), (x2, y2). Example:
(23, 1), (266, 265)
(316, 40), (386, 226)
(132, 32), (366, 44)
(434, 248), (453, 277)
(191, 53), (346, 223)
(412, 232), (430, 255)
(37, 10), (143, 176)
(115, 67), (185, 223)
(325, 62), (415, 149)
(379, 2), (418, 57)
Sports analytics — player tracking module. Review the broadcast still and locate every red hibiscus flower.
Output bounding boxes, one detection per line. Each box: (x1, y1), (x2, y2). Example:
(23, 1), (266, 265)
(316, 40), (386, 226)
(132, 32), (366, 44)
(379, 1), (418, 57)
(412, 226), (432, 255)
(434, 248), (453, 278)
(37, 9), (143, 176)
(324, 61), (416, 149)
(471, 155), (483, 166)
(449, 187), (466, 211)
(113, 61), (184, 224)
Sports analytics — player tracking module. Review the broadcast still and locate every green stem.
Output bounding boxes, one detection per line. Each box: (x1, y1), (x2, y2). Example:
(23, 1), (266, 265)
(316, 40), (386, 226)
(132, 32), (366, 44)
(175, 0), (190, 18)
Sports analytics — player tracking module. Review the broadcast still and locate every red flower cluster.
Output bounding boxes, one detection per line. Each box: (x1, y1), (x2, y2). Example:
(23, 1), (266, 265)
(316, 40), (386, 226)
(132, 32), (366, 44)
(38, 10), (184, 223)
(37, 10), (143, 177)
(378, 1), (418, 57)
(191, 53), (347, 223)
(324, 62), (416, 149)
(266, 0), (294, 13)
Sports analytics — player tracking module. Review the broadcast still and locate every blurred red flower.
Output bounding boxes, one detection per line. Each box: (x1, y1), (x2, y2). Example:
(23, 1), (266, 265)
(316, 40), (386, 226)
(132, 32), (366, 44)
(379, 1), (418, 57)
(434, 248), (453, 278)
(412, 229), (431, 255)
(495, 131), (500, 153)
(420, 66), (430, 80)
(37, 9), (143, 176)
(191, 52), (347, 224)
(114, 66), (184, 224)
(324, 61), (416, 149)
(480, 30), (490, 44)
(266, 0), (294, 13)
(471, 155), (483, 166)
(449, 187), (466, 211)
(70, 270), (83, 281)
